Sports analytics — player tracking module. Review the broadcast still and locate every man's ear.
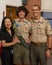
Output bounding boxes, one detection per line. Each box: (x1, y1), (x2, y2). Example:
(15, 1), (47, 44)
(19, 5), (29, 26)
(40, 10), (41, 12)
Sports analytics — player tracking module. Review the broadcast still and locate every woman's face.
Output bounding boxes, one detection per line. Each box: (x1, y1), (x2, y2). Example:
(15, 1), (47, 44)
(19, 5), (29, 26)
(4, 18), (12, 29)
(18, 10), (26, 18)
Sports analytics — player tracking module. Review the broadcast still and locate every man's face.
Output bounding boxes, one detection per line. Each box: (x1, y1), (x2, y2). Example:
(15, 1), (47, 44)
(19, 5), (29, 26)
(32, 6), (41, 17)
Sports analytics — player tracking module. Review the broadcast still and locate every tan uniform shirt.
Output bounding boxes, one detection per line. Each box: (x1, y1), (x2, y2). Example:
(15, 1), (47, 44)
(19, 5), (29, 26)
(13, 19), (31, 42)
(30, 16), (52, 43)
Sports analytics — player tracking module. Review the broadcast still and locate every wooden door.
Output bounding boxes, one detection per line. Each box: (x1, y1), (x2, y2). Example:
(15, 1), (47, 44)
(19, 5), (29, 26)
(6, 6), (18, 19)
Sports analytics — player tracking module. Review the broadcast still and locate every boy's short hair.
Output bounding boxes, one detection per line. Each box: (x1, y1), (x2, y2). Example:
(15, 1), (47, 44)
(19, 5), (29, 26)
(16, 6), (29, 17)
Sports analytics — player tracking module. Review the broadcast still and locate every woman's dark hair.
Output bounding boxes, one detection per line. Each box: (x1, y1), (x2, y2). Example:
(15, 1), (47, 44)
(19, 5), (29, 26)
(1, 16), (14, 35)
(16, 6), (29, 17)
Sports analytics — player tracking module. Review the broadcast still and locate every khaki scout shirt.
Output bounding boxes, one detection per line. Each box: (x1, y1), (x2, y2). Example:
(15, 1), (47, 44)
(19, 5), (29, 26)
(13, 18), (31, 42)
(30, 16), (52, 43)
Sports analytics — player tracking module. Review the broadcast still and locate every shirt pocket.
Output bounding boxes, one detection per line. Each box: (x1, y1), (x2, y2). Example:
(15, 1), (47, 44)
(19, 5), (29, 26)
(23, 24), (29, 33)
(38, 26), (45, 34)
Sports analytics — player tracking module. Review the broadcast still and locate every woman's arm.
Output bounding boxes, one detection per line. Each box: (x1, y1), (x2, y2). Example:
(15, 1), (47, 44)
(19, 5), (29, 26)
(1, 37), (20, 47)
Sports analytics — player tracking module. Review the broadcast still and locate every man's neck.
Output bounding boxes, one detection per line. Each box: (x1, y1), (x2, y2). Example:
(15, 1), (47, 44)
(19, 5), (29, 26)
(35, 15), (41, 20)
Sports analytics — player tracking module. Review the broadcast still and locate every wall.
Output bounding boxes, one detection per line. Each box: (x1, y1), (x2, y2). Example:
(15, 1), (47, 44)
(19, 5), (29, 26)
(0, 0), (6, 28)
(6, 0), (22, 7)
(41, 0), (52, 12)
(25, 0), (41, 19)
(0, 0), (22, 28)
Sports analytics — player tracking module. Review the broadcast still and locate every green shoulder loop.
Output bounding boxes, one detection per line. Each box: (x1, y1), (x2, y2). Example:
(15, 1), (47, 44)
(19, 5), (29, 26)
(29, 17), (35, 23)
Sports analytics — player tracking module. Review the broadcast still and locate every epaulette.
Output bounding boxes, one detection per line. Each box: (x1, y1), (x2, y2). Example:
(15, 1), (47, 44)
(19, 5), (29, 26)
(14, 19), (18, 22)
(43, 17), (49, 23)
(29, 17), (35, 23)
(43, 18), (48, 20)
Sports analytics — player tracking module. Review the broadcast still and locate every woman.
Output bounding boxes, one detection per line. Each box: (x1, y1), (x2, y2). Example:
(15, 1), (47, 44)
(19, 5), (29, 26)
(0, 16), (18, 65)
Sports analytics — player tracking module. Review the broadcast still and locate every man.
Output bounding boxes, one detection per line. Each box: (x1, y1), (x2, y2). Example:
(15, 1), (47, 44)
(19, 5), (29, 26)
(13, 6), (31, 65)
(30, 4), (52, 65)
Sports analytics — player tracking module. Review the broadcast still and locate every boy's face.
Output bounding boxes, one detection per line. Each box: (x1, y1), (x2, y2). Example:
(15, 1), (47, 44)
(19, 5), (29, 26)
(18, 10), (26, 18)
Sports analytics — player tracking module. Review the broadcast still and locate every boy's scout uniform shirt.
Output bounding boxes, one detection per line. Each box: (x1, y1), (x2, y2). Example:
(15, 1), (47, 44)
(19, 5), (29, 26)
(30, 16), (52, 43)
(13, 19), (31, 43)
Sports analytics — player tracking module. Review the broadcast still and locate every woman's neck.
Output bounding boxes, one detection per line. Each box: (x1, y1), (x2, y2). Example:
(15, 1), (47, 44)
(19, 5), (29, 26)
(6, 28), (11, 31)
(6, 29), (12, 35)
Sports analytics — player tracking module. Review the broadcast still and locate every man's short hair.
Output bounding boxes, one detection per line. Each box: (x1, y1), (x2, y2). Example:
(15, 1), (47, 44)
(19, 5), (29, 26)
(33, 4), (41, 10)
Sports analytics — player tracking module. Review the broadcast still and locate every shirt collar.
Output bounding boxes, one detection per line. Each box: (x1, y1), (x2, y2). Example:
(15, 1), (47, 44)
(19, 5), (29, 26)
(17, 18), (27, 22)
(34, 16), (43, 23)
